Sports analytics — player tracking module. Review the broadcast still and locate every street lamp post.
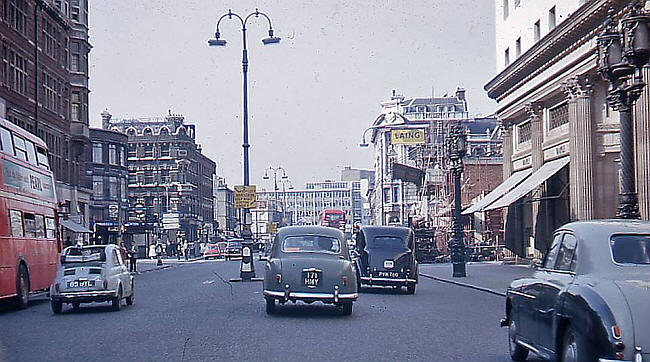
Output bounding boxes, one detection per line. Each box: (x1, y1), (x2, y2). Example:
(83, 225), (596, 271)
(597, 4), (650, 220)
(263, 166), (288, 225)
(360, 125), (386, 225)
(446, 122), (467, 278)
(280, 179), (293, 226)
(209, 9), (280, 280)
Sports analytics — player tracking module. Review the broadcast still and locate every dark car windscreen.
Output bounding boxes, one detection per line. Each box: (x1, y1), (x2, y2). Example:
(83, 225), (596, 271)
(282, 235), (340, 254)
(611, 234), (650, 264)
(62, 247), (107, 264)
(370, 236), (406, 249)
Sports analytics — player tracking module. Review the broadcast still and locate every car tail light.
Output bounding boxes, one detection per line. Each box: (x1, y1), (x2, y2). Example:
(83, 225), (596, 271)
(275, 274), (282, 284)
(615, 342), (625, 351)
(616, 352), (624, 360)
(613, 325), (622, 340)
(103, 280), (108, 289)
(343, 276), (348, 286)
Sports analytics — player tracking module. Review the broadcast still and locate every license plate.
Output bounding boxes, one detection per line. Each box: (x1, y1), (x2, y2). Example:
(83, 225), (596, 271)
(378, 271), (400, 278)
(68, 280), (94, 288)
(303, 270), (321, 288)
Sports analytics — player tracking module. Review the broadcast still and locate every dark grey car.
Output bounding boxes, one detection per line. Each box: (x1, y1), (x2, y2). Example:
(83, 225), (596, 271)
(263, 226), (358, 315)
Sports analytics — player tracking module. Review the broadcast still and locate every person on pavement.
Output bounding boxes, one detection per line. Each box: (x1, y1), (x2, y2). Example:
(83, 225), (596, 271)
(129, 243), (138, 273)
(148, 243), (156, 259)
(176, 243), (182, 260)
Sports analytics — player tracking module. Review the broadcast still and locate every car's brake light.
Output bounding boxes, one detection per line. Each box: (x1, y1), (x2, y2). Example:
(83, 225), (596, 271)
(275, 274), (282, 284)
(613, 325), (622, 339)
(343, 276), (348, 286)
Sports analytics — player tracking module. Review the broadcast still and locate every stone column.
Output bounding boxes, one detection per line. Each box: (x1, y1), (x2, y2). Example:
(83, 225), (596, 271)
(635, 66), (650, 220)
(526, 102), (544, 256)
(502, 121), (514, 179)
(564, 75), (595, 220)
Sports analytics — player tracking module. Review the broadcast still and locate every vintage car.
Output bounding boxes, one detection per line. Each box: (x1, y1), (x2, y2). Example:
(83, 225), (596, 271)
(50, 244), (134, 313)
(225, 239), (243, 260)
(203, 243), (221, 259)
(263, 226), (358, 315)
(502, 220), (650, 362)
(355, 226), (418, 294)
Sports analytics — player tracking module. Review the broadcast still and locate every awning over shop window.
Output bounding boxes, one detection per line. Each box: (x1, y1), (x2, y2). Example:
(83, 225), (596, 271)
(461, 169), (532, 215)
(392, 162), (425, 186)
(60, 219), (93, 234)
(485, 156), (570, 211)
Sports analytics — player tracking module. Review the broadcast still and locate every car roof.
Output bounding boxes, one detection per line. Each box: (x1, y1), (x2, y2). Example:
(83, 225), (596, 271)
(359, 225), (412, 239)
(558, 220), (650, 274)
(276, 225), (344, 240)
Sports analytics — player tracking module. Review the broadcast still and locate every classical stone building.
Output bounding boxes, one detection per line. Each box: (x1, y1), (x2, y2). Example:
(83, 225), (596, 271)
(477, 0), (650, 257)
(0, 0), (92, 242)
(102, 110), (216, 248)
(214, 175), (236, 235)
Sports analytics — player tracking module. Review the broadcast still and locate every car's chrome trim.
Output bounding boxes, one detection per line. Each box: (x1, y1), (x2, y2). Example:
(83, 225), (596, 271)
(517, 340), (540, 355)
(264, 290), (357, 300)
(507, 290), (536, 299)
(360, 277), (417, 283)
(55, 290), (117, 298)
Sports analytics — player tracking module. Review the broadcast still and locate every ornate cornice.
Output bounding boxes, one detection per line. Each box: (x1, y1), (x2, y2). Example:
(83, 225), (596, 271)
(484, 0), (629, 101)
(525, 102), (543, 120)
(563, 74), (593, 100)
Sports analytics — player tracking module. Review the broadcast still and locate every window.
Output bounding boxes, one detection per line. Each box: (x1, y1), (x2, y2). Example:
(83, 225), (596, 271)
(25, 140), (36, 165)
(160, 144), (170, 157)
(555, 234), (577, 271)
(549, 6), (556, 30)
(45, 217), (56, 239)
(9, 209), (23, 237)
(121, 148), (127, 166)
(504, 48), (510, 67)
(144, 171), (154, 184)
(534, 20), (541, 42)
(92, 143), (102, 163)
(36, 147), (49, 169)
(109, 144), (117, 165)
(12, 135), (27, 160)
(120, 178), (126, 200)
(371, 236), (406, 250)
(25, 214), (45, 238)
(611, 234), (650, 264)
(10, 51), (27, 95)
(92, 175), (103, 197)
(109, 176), (118, 199)
(8, 0), (27, 35)
(144, 144), (153, 157)
(43, 21), (58, 60)
(282, 235), (340, 254)
(518, 122), (532, 144)
(549, 103), (569, 130)
(0, 127), (13, 153)
(127, 146), (136, 159)
(515, 38), (521, 57)
(503, 0), (509, 20)
(543, 234), (563, 269)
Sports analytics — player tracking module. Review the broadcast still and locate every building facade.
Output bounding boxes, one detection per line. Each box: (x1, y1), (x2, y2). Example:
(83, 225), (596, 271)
(0, 0), (92, 243)
(88, 128), (128, 244)
(479, 0), (650, 258)
(214, 175), (236, 235)
(102, 110), (216, 249)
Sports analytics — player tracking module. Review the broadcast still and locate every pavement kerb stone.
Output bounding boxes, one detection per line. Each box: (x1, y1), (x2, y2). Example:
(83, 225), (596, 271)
(419, 272), (506, 297)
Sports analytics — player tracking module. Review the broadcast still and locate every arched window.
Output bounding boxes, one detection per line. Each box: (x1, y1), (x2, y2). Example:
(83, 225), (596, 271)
(143, 127), (153, 136)
(159, 127), (170, 136)
(176, 126), (186, 136)
(126, 127), (136, 136)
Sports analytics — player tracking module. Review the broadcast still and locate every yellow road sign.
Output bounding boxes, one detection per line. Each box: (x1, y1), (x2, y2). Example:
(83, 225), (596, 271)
(391, 129), (426, 145)
(234, 185), (257, 209)
(266, 222), (277, 234)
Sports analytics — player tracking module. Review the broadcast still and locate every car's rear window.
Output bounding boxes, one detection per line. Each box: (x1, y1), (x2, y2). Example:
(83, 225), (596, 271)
(371, 236), (406, 249)
(611, 234), (650, 264)
(62, 247), (106, 264)
(282, 235), (340, 254)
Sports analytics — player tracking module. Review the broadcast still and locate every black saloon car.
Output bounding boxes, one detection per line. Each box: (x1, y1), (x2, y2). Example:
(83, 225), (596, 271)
(355, 226), (418, 294)
(503, 220), (650, 362)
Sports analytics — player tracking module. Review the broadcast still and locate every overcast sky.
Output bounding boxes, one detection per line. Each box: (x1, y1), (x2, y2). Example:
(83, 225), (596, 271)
(89, 0), (496, 190)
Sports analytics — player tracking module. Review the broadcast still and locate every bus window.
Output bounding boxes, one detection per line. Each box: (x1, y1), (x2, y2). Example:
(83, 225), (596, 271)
(13, 135), (28, 161)
(0, 127), (12, 153)
(36, 147), (50, 169)
(23, 213), (37, 238)
(45, 217), (56, 239)
(9, 210), (24, 237)
(25, 140), (37, 166)
(34, 214), (45, 238)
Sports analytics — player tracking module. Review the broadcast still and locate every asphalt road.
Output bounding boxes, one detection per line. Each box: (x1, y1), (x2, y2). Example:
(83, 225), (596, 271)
(0, 260), (542, 362)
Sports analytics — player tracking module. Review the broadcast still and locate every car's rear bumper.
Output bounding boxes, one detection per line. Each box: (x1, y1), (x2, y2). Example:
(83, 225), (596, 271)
(264, 289), (358, 304)
(51, 290), (117, 303)
(360, 276), (417, 286)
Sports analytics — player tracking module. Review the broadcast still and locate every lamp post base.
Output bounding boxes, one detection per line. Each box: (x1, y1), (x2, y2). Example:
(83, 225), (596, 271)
(452, 262), (466, 278)
(239, 226), (256, 281)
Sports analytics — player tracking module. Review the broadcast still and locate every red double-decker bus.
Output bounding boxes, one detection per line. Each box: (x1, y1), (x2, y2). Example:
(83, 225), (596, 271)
(318, 209), (346, 230)
(0, 118), (60, 309)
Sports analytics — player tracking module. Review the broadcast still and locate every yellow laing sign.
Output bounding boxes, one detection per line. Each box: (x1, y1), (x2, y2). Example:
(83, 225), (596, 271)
(234, 185), (257, 209)
(391, 129), (426, 145)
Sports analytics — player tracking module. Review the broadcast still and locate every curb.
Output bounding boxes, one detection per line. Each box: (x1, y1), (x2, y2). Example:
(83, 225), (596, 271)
(419, 272), (506, 297)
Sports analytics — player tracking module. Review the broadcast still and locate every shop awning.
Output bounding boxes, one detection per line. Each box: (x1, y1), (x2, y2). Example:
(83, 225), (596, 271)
(60, 219), (93, 234)
(461, 169), (532, 215)
(392, 162), (425, 186)
(485, 156), (570, 211)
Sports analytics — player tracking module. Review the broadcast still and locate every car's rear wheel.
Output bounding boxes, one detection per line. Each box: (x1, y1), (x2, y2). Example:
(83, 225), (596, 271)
(406, 283), (416, 295)
(340, 302), (353, 316)
(112, 286), (123, 311)
(51, 301), (62, 314)
(508, 317), (528, 361)
(15, 265), (29, 309)
(265, 298), (276, 315)
(560, 325), (593, 362)
(126, 287), (134, 306)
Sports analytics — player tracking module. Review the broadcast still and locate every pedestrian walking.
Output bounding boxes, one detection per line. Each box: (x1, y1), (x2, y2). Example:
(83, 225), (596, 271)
(129, 242), (138, 273)
(183, 241), (189, 261)
(155, 242), (163, 266)
(148, 243), (156, 259)
(176, 242), (182, 260)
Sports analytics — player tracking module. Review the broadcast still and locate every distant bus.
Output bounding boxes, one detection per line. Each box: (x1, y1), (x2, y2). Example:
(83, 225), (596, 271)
(0, 118), (60, 309)
(318, 209), (346, 230)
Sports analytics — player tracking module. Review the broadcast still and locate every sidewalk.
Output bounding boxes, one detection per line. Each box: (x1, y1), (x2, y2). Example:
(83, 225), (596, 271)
(419, 262), (535, 296)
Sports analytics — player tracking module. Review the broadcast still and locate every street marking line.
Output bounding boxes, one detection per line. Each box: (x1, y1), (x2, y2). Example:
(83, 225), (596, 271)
(418, 272), (506, 297)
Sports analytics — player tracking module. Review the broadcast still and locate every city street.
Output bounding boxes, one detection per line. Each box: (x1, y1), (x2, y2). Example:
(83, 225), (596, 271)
(0, 260), (541, 362)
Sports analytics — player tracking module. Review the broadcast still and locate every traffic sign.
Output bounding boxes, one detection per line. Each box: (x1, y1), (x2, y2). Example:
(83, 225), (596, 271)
(234, 185), (257, 209)
(266, 222), (278, 234)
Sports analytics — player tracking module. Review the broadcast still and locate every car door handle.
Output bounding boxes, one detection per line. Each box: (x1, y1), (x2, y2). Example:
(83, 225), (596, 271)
(538, 308), (554, 316)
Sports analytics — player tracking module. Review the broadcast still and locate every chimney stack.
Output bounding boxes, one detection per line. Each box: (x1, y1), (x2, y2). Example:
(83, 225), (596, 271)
(101, 109), (112, 130)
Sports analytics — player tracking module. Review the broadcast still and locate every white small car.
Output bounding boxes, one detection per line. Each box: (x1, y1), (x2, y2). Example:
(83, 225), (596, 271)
(50, 244), (134, 313)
